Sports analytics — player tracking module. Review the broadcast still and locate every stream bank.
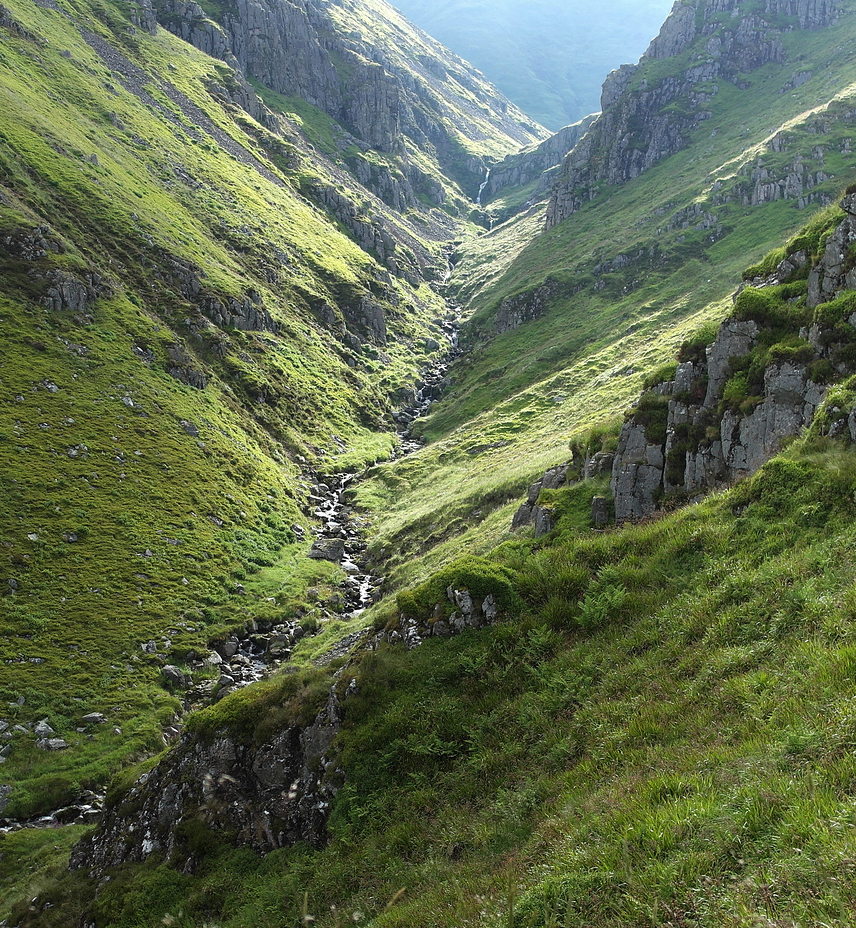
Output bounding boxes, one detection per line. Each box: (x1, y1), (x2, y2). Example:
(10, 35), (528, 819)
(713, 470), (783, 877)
(0, 300), (462, 838)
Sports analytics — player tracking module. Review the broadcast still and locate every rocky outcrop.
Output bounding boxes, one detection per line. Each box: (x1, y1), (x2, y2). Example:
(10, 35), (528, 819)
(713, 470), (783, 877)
(610, 196), (856, 522)
(808, 192), (856, 307)
(375, 585), (500, 650)
(482, 114), (598, 209)
(611, 323), (831, 521)
(165, 343), (208, 390)
(70, 678), (353, 876)
(546, 0), (838, 228)
(157, 254), (279, 332)
(0, 3), (44, 41)
(511, 464), (570, 533)
(128, 0), (158, 34)
(493, 279), (559, 334)
(42, 270), (105, 315)
(512, 452), (614, 534)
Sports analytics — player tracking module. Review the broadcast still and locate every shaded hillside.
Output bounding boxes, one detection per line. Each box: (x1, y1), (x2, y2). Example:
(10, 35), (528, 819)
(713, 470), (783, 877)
(0, 0), (533, 827)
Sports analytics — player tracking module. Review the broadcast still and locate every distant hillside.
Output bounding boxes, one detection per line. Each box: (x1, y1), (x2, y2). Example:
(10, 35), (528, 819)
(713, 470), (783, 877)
(391, 0), (674, 129)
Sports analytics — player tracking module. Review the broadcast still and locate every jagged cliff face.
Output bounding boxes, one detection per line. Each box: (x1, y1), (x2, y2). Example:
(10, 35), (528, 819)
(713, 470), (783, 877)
(611, 194), (856, 522)
(480, 114), (598, 214)
(546, 0), (840, 227)
(155, 0), (547, 199)
(70, 679), (351, 873)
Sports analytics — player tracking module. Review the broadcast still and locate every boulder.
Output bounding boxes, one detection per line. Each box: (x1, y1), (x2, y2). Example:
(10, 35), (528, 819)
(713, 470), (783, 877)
(309, 538), (345, 562)
(37, 738), (69, 751)
(162, 665), (190, 688)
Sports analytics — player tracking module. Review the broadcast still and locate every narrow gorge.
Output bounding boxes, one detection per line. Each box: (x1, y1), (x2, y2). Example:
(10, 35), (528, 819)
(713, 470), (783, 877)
(4, 0), (856, 925)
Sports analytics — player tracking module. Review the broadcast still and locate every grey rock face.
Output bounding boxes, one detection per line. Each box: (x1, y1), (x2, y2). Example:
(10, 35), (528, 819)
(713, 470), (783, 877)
(482, 114), (598, 210)
(703, 320), (759, 407)
(591, 496), (611, 528)
(512, 464), (569, 531)
(721, 362), (824, 473)
(606, 198), (856, 521)
(70, 682), (351, 875)
(494, 280), (558, 335)
(162, 665), (190, 689)
(154, 0), (542, 191)
(128, 0), (158, 33)
(612, 422), (666, 522)
(546, 0), (837, 228)
(533, 506), (556, 537)
(808, 194), (856, 308)
(37, 738), (69, 751)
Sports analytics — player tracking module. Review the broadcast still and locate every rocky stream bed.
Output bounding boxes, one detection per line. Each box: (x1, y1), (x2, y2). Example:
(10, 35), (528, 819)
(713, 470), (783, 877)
(0, 305), (461, 838)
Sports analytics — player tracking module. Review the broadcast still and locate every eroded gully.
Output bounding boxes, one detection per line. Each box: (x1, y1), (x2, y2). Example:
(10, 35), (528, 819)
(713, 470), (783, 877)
(0, 286), (462, 836)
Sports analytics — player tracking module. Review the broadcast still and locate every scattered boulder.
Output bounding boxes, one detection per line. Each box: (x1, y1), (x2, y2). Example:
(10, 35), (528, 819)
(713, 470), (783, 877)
(309, 538), (345, 563)
(37, 738), (69, 751)
(161, 665), (190, 689)
(591, 496), (611, 528)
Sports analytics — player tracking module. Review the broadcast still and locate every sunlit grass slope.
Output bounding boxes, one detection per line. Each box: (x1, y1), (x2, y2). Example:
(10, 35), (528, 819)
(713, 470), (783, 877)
(19, 420), (856, 927)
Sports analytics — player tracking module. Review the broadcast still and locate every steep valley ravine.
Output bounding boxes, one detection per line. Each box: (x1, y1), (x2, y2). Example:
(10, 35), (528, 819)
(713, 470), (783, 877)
(0, 294), (462, 839)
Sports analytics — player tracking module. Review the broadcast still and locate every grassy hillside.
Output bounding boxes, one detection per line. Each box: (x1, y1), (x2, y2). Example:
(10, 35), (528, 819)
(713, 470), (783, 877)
(14, 370), (856, 926)
(0, 0), (472, 823)
(356, 3), (856, 591)
(391, 0), (673, 129)
(6, 0), (856, 924)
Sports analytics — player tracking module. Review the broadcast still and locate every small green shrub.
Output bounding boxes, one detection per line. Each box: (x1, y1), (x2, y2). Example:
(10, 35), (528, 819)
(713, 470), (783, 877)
(731, 285), (810, 330)
(722, 371), (750, 409)
(642, 362), (678, 390)
(767, 340), (814, 365)
(677, 320), (719, 363)
(633, 392), (670, 445)
(577, 581), (627, 631)
(808, 359), (836, 384)
(396, 556), (520, 620)
(742, 246), (786, 281)
(813, 291), (856, 328)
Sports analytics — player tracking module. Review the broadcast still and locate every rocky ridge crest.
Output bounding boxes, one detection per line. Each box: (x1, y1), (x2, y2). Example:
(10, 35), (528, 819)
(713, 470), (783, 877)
(546, 0), (839, 228)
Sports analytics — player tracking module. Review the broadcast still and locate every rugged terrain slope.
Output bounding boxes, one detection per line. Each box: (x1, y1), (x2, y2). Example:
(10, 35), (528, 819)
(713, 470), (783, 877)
(358, 0), (856, 592)
(17, 201), (856, 928)
(0, 0), (536, 828)
(4, 0), (856, 925)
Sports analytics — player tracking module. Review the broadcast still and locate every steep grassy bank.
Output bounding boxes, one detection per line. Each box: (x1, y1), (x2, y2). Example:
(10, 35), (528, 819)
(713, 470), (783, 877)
(18, 426), (856, 927)
(0, 0), (490, 821)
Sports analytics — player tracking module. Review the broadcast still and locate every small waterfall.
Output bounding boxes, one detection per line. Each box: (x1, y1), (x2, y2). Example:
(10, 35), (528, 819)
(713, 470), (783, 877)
(476, 166), (491, 206)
